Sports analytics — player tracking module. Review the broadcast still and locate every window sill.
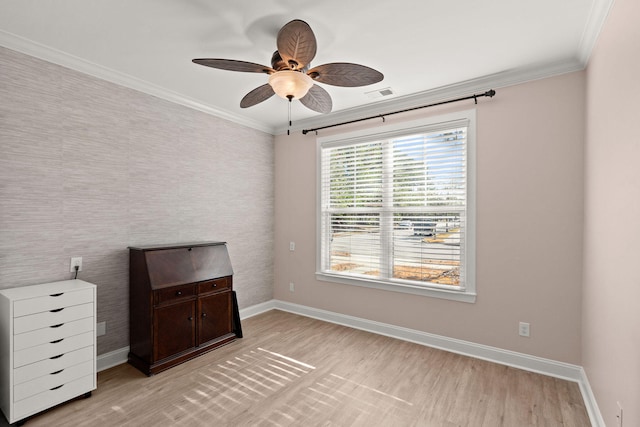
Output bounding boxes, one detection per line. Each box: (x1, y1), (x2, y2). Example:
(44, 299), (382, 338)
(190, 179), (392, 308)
(316, 272), (476, 303)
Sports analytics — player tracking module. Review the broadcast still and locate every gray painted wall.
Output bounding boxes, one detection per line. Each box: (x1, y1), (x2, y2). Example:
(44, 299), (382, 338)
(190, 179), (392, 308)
(0, 47), (274, 354)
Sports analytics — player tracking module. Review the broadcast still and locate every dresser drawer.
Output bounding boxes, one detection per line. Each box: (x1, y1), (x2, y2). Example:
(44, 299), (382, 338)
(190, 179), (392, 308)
(13, 374), (95, 421)
(154, 285), (196, 306)
(14, 360), (93, 402)
(13, 288), (93, 317)
(14, 346), (94, 385)
(14, 303), (94, 334)
(197, 277), (230, 295)
(14, 331), (93, 368)
(14, 317), (94, 351)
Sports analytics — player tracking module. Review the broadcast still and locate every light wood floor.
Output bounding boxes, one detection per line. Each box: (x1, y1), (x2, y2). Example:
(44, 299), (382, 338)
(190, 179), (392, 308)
(5, 310), (590, 427)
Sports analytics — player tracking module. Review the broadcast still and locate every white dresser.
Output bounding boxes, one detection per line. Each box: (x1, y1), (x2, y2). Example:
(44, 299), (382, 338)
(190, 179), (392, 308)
(0, 280), (96, 424)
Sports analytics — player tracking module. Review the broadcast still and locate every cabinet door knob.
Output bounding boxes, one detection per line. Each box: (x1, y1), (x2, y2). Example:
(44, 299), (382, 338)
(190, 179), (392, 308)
(188, 316), (193, 321)
(202, 313), (207, 318)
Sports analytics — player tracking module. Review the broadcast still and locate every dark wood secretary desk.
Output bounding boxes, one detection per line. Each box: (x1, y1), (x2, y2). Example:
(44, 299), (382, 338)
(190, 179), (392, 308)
(128, 241), (239, 375)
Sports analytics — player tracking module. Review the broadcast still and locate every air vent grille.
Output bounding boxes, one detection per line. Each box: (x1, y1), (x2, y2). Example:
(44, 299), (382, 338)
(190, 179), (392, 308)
(365, 87), (394, 99)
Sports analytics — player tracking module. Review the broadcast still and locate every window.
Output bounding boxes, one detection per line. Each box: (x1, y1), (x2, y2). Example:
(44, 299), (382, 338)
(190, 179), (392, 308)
(317, 111), (476, 303)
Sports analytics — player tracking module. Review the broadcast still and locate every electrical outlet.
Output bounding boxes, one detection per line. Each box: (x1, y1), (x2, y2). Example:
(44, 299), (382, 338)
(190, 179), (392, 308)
(289, 241), (296, 251)
(616, 401), (623, 426)
(519, 322), (530, 337)
(97, 321), (106, 337)
(70, 257), (83, 273)
(289, 282), (295, 292)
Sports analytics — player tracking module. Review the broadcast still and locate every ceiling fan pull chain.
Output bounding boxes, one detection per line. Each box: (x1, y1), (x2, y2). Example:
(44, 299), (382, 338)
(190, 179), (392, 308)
(287, 95), (293, 135)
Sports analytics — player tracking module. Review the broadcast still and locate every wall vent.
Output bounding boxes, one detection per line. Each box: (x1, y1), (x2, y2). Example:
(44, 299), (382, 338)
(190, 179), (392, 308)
(365, 87), (394, 99)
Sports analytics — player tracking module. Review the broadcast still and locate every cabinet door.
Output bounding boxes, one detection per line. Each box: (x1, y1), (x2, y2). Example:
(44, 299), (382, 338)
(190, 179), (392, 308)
(198, 291), (232, 345)
(154, 301), (196, 361)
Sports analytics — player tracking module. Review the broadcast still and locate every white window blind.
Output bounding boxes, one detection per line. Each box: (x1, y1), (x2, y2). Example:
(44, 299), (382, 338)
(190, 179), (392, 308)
(318, 113), (475, 301)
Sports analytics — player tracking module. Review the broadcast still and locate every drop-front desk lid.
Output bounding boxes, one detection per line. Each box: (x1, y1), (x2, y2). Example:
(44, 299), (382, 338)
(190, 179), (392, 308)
(128, 241), (226, 251)
(129, 241), (233, 289)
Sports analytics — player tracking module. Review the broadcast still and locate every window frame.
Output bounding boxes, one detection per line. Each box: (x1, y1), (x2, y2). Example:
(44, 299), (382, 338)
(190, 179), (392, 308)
(316, 110), (476, 303)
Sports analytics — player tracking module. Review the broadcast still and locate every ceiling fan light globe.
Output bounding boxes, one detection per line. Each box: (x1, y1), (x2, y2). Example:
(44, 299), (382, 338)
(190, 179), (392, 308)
(268, 70), (314, 100)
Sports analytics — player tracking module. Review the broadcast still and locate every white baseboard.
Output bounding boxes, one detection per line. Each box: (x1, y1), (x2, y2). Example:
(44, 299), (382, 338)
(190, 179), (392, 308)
(239, 299), (277, 319)
(95, 298), (603, 426)
(578, 367), (605, 427)
(271, 299), (604, 427)
(273, 300), (582, 380)
(97, 346), (130, 372)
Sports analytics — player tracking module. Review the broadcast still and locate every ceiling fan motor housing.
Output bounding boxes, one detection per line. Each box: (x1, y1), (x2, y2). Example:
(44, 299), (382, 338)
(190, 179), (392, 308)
(271, 51), (288, 71)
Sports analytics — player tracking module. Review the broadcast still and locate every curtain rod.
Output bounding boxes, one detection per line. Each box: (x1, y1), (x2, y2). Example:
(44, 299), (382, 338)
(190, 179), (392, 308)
(301, 89), (496, 135)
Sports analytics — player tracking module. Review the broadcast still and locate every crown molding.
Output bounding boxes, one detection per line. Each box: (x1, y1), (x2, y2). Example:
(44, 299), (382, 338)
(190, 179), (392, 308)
(0, 30), (275, 135)
(577, 0), (615, 65)
(279, 0), (617, 136)
(2, 0), (612, 138)
(278, 58), (585, 135)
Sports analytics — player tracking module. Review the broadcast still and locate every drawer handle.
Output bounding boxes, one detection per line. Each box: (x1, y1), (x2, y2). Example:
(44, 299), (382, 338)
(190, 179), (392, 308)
(50, 323), (64, 328)
(50, 308), (64, 313)
(212, 283), (217, 288)
(50, 369), (64, 375)
(50, 338), (64, 344)
(176, 291), (183, 296)
(50, 293), (64, 297)
(50, 354), (64, 359)
(50, 384), (64, 391)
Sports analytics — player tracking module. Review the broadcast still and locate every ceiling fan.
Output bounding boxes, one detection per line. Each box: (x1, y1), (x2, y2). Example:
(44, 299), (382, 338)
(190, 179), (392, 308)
(192, 19), (384, 114)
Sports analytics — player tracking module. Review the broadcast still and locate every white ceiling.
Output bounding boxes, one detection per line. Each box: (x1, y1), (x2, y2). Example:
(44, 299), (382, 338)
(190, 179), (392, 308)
(0, 0), (612, 135)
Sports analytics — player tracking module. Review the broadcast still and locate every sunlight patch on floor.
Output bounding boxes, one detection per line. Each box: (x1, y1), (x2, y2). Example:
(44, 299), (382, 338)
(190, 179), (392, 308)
(152, 346), (413, 425)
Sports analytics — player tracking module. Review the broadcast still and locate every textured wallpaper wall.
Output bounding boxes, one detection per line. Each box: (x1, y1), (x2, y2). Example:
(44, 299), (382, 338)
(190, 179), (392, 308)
(0, 47), (274, 355)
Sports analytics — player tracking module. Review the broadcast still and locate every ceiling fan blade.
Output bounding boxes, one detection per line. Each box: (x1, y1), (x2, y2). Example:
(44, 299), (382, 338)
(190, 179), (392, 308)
(240, 84), (275, 108)
(192, 58), (275, 74)
(300, 84), (332, 114)
(276, 19), (317, 71)
(307, 63), (384, 87)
